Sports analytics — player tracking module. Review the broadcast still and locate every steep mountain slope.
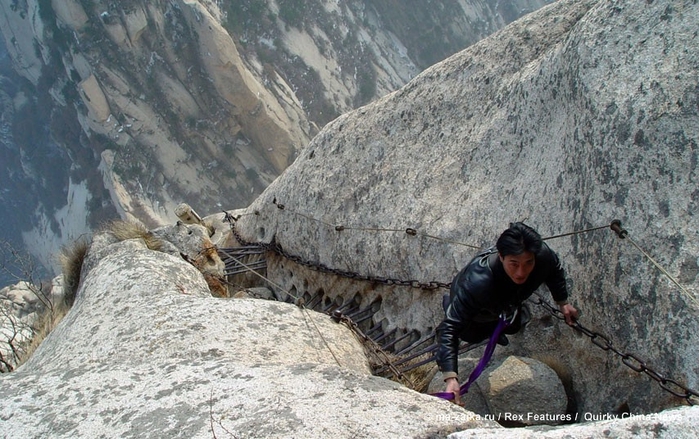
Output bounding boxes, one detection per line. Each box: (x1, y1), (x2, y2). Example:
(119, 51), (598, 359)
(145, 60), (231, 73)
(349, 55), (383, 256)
(0, 0), (551, 277)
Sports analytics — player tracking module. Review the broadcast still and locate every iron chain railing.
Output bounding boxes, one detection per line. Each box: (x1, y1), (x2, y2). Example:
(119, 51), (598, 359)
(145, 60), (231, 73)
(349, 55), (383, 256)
(531, 293), (699, 406)
(224, 208), (699, 405)
(224, 211), (451, 290)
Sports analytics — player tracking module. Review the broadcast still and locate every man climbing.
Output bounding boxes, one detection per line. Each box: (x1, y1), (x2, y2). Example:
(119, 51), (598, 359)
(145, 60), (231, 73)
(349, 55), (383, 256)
(436, 222), (579, 403)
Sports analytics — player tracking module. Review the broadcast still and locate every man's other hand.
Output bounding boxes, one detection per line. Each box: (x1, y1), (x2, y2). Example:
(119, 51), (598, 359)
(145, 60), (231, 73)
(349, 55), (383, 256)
(560, 303), (579, 325)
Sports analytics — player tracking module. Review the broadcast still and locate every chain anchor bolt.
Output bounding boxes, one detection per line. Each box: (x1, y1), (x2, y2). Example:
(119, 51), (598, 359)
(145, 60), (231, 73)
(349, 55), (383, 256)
(331, 309), (343, 323)
(610, 219), (628, 239)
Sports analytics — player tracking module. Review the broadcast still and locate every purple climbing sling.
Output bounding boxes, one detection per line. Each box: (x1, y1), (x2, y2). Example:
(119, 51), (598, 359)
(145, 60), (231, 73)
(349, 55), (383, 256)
(431, 313), (512, 401)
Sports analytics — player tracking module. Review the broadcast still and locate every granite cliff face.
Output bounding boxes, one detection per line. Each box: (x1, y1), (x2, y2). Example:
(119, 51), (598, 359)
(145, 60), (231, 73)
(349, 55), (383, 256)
(2, 0), (699, 437)
(234, 0), (699, 415)
(0, 0), (550, 278)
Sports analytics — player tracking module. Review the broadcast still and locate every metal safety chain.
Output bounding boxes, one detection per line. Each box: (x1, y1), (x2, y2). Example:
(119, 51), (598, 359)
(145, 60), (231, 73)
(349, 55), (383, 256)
(222, 211), (424, 377)
(223, 210), (451, 290)
(224, 200), (623, 292)
(531, 292), (699, 406)
(224, 208), (699, 403)
(330, 310), (418, 389)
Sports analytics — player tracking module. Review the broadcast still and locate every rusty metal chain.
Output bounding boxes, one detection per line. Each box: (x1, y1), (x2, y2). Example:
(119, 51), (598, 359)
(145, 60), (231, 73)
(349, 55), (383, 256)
(530, 293), (699, 406)
(225, 210), (698, 404)
(224, 211), (451, 290)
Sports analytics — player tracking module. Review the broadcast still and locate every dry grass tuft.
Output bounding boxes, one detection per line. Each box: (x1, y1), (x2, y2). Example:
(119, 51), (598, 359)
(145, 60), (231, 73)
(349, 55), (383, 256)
(105, 221), (229, 297)
(14, 300), (71, 369)
(59, 238), (90, 307)
(365, 346), (437, 393)
(401, 359), (439, 393)
(104, 220), (163, 251)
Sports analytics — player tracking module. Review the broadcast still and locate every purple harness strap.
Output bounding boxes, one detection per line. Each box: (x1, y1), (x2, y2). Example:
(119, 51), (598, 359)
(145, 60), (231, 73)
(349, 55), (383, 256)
(432, 315), (511, 401)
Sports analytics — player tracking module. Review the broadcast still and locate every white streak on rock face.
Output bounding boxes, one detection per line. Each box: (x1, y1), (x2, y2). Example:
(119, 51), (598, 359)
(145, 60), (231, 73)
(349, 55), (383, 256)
(21, 179), (92, 275)
(0, 0), (44, 84)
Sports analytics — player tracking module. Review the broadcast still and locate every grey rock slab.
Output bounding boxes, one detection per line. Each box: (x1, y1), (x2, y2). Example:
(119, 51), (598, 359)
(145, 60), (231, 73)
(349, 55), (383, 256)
(0, 234), (495, 438)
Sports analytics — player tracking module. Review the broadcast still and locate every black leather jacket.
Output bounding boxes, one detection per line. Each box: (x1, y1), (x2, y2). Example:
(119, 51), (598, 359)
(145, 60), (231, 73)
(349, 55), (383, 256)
(436, 244), (568, 376)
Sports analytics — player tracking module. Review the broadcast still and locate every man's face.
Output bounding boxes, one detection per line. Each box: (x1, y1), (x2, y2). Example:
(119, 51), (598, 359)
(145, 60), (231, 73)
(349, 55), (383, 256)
(499, 251), (536, 284)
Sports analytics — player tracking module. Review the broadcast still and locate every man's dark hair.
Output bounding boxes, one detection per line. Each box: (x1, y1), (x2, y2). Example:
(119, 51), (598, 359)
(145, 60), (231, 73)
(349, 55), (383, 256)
(496, 222), (543, 257)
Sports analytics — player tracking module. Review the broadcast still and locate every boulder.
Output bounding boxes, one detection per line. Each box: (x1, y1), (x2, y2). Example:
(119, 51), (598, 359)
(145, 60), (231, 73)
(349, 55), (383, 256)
(151, 222), (224, 274)
(232, 287), (277, 301)
(0, 277), (65, 372)
(123, 5), (148, 44)
(426, 353), (567, 426)
(1, 281), (46, 318)
(0, 281), (41, 371)
(51, 0), (88, 30)
(79, 74), (111, 123)
(480, 356), (567, 426)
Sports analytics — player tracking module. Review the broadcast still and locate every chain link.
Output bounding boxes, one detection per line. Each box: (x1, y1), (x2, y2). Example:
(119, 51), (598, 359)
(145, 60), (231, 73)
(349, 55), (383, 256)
(224, 212), (451, 290)
(532, 293), (699, 406)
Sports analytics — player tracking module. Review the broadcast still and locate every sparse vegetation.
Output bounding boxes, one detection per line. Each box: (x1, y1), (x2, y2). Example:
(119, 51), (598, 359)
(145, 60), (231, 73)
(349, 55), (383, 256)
(355, 69), (377, 107)
(245, 167), (259, 182)
(0, 234), (90, 373)
(277, 0), (306, 30)
(221, 0), (365, 126)
(59, 237), (90, 307)
(12, 299), (70, 371)
(224, 0), (268, 34)
(1, 215), (233, 373)
(367, 0), (474, 67)
(102, 220), (164, 251)
(0, 240), (61, 372)
(9, 0), (28, 18)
